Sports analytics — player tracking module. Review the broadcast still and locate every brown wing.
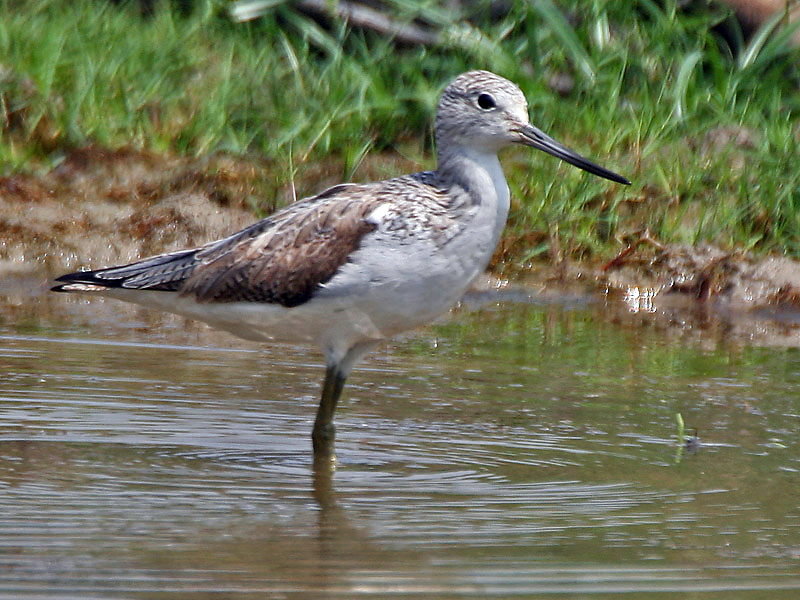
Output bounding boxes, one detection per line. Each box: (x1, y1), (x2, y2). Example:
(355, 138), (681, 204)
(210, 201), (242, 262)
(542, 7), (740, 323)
(178, 185), (383, 307)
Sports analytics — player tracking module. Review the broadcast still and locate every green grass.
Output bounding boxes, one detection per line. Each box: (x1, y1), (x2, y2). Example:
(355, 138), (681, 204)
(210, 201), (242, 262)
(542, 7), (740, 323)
(2, 0), (800, 265)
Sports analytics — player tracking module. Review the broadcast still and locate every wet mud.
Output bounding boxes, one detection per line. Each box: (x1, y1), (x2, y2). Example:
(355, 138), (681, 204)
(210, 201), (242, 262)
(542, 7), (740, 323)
(0, 147), (264, 274)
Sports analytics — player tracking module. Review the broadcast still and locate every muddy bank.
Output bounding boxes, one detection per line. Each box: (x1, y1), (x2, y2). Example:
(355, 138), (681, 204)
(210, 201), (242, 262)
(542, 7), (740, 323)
(0, 147), (271, 276)
(3, 147), (800, 343)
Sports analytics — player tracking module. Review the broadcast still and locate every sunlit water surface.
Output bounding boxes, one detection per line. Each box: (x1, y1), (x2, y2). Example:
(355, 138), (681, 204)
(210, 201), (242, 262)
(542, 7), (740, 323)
(1, 280), (800, 599)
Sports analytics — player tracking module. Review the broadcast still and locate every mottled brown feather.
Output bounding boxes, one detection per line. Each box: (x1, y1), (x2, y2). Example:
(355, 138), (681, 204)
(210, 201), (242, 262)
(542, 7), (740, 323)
(179, 189), (383, 307)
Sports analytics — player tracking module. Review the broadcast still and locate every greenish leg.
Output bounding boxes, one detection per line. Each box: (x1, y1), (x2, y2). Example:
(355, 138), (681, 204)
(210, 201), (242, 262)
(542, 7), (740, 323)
(312, 363), (347, 461)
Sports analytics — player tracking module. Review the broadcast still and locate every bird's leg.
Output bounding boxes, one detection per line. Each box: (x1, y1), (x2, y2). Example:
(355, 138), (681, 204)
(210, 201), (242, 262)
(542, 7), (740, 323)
(312, 363), (347, 461)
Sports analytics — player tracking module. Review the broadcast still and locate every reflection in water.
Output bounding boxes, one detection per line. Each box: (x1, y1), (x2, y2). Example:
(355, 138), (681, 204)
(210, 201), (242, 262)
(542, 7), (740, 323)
(313, 459), (337, 510)
(1, 281), (800, 596)
(623, 286), (657, 313)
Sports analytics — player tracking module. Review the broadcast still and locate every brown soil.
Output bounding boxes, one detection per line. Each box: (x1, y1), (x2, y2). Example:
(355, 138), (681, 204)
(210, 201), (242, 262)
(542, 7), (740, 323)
(521, 241), (800, 347)
(3, 146), (800, 344)
(596, 242), (800, 309)
(0, 147), (271, 276)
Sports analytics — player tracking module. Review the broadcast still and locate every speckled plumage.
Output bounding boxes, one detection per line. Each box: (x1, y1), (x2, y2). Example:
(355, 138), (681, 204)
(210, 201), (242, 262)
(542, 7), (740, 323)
(52, 70), (629, 460)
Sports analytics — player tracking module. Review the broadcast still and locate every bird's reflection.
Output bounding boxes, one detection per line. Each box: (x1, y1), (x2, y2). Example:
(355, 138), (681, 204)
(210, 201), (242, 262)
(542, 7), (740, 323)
(311, 458), (338, 511)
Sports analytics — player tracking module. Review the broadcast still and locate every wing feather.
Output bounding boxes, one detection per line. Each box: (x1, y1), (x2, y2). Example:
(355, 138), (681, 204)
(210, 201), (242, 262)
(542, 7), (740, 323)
(51, 248), (200, 292)
(180, 186), (382, 307)
(51, 177), (453, 306)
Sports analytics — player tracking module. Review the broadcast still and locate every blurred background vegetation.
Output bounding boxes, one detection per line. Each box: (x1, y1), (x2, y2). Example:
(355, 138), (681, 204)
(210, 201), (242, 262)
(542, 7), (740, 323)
(1, 0), (799, 267)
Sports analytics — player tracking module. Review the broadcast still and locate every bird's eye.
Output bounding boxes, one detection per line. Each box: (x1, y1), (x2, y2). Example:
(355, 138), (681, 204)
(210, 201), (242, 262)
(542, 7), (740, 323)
(477, 93), (496, 110)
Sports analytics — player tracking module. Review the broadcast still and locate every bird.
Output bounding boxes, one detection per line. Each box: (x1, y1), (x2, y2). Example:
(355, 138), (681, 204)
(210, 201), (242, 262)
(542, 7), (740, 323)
(51, 70), (630, 463)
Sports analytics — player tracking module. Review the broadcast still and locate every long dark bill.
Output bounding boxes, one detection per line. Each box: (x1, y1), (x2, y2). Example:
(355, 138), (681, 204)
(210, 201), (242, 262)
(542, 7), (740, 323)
(516, 123), (630, 185)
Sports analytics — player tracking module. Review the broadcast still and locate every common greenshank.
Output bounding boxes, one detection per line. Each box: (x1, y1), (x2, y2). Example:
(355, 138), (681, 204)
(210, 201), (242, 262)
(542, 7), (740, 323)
(52, 70), (630, 462)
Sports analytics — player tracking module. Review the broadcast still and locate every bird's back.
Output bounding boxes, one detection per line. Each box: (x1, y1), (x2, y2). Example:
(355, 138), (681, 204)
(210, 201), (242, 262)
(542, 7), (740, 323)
(52, 170), (484, 312)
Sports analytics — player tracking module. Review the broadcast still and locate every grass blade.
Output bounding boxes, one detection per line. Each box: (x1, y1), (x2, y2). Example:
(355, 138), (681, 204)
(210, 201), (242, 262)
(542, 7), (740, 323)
(673, 50), (702, 122)
(532, 0), (596, 83)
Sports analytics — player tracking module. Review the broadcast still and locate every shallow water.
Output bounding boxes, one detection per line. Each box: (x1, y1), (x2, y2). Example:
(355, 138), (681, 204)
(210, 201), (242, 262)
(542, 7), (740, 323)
(1, 280), (800, 598)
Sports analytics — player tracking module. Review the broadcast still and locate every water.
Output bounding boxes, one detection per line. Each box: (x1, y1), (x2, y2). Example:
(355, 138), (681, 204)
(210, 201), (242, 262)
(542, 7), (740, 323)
(1, 279), (800, 598)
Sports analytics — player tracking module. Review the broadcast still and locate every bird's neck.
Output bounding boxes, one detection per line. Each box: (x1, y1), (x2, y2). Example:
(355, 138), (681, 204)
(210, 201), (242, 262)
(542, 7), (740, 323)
(438, 145), (509, 200)
(436, 145), (511, 241)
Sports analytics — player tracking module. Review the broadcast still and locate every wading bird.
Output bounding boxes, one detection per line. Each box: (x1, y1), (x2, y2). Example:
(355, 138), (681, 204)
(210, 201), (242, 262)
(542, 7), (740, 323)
(52, 71), (629, 462)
